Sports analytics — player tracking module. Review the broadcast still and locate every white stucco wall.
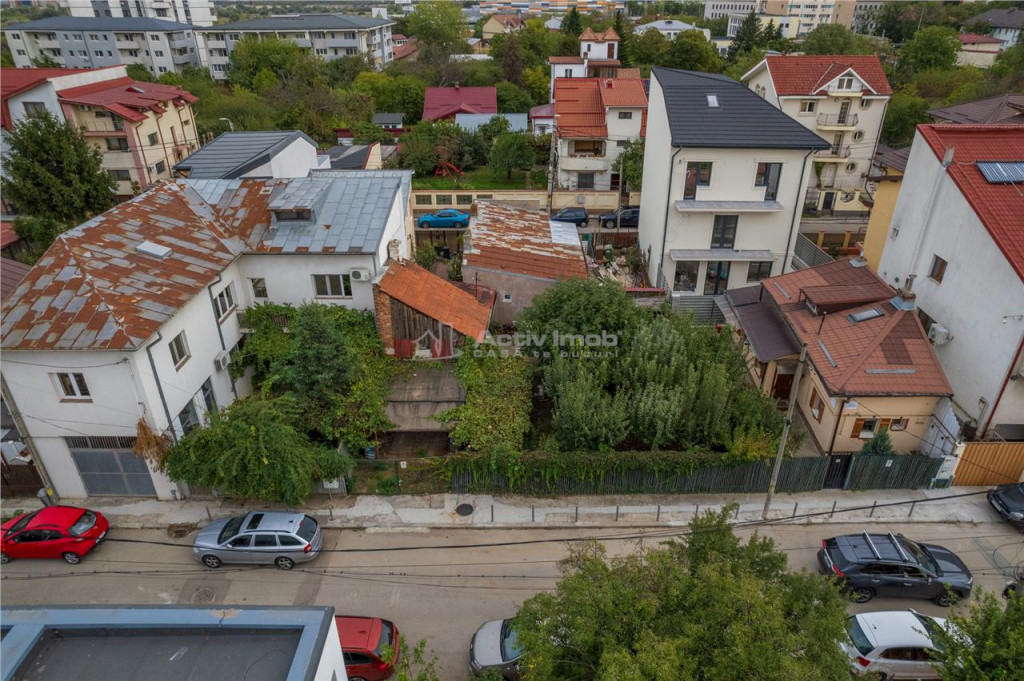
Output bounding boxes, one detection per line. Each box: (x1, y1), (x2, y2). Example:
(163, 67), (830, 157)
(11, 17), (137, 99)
(638, 73), (673, 286)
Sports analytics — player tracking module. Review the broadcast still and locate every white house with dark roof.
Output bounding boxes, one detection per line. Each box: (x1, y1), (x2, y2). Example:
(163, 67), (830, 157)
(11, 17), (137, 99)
(0, 173), (411, 500)
(638, 67), (829, 321)
(173, 131), (328, 179)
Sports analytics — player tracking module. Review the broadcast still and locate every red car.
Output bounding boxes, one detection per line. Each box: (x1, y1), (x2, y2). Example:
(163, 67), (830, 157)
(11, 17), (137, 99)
(1, 505), (109, 565)
(336, 616), (400, 681)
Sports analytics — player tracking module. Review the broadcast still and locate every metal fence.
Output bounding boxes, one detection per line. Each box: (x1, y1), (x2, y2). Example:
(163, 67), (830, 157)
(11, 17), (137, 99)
(792, 233), (834, 270)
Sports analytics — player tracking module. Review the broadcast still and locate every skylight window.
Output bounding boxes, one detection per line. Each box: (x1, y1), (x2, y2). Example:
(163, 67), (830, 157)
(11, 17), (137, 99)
(706, 94), (719, 108)
(136, 241), (171, 259)
(848, 308), (884, 324)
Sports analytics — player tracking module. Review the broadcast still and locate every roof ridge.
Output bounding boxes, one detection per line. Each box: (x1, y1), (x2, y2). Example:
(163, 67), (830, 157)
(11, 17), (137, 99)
(830, 307), (906, 391)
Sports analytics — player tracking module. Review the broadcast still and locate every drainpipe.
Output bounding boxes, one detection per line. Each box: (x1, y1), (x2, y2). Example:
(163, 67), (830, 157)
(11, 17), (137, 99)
(145, 331), (177, 444)
(827, 396), (849, 455)
(657, 147), (683, 288)
(785, 149), (814, 273)
(206, 274), (238, 401)
(982, 330), (1024, 438)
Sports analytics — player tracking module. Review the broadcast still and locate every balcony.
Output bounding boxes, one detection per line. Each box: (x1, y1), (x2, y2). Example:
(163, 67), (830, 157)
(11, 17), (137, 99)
(825, 85), (863, 97)
(559, 155), (610, 172)
(817, 112), (858, 130)
(815, 145), (851, 161)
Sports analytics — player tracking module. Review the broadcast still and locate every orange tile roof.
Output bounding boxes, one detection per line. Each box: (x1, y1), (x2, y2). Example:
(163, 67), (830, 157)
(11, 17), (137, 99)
(490, 13), (523, 28)
(57, 77), (197, 123)
(465, 202), (587, 282)
(762, 55), (892, 96)
(579, 27), (619, 41)
(762, 260), (951, 397)
(377, 260), (493, 342)
(549, 55), (584, 64)
(597, 78), (648, 108)
(917, 124), (1024, 282)
(554, 78), (607, 138)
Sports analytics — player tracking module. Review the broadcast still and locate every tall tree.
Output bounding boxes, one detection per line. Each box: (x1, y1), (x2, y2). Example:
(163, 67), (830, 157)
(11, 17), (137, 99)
(125, 63), (155, 81)
(631, 29), (671, 67)
(1, 111), (114, 226)
(801, 24), (874, 55)
(881, 88), (929, 146)
(499, 32), (526, 86)
(900, 25), (961, 72)
(407, 0), (467, 57)
(496, 81), (534, 113)
(561, 7), (583, 36)
(227, 35), (318, 89)
(285, 303), (356, 438)
(668, 30), (724, 73)
(617, 139), (644, 191)
(931, 589), (1024, 681)
(728, 10), (762, 59)
(488, 132), (534, 179)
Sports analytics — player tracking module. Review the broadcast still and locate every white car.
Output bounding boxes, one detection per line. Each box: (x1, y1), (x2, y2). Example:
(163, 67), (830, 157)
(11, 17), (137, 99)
(842, 610), (948, 680)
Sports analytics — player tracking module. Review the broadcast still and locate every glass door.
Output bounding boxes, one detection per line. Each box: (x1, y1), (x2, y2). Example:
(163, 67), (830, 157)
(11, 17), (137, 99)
(704, 261), (731, 295)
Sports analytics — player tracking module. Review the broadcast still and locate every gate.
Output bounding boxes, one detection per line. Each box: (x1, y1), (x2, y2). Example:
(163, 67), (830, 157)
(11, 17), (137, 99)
(953, 442), (1024, 486)
(66, 436), (156, 496)
(0, 462), (44, 496)
(846, 454), (944, 490)
(823, 453), (852, 489)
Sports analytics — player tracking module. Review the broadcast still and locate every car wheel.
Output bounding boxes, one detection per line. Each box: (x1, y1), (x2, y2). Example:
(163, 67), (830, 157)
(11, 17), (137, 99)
(201, 554), (222, 569)
(62, 552), (82, 565)
(604, 220), (614, 229)
(275, 556), (295, 570)
(934, 591), (961, 607)
(1, 553), (10, 564)
(350, 677), (368, 681)
(458, 221), (468, 228)
(849, 586), (874, 603)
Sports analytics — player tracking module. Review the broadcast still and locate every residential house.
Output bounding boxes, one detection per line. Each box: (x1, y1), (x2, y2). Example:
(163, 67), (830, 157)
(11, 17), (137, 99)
(4, 16), (201, 75)
(547, 28), (620, 100)
(0, 173), (412, 500)
(422, 86), (497, 121)
(372, 112), (404, 130)
(530, 102), (555, 135)
(63, 0), (217, 27)
(635, 19), (710, 41)
(742, 55), (892, 212)
(482, 13), (524, 42)
(927, 94), (1024, 125)
(876, 124), (1024, 442)
(638, 67), (828, 319)
(957, 33), (1003, 68)
(553, 77), (647, 192)
(861, 146), (909, 272)
(326, 143), (383, 170)
(173, 130), (327, 180)
(1, 66), (199, 200)
(727, 13), (795, 39)
(705, 0), (856, 36)
(462, 201), (587, 324)
(393, 37), (419, 61)
(392, 33), (409, 47)
(545, 17), (562, 31)
(478, 0), (625, 14)
(970, 8), (1024, 48)
(198, 14), (394, 80)
(726, 258), (952, 455)
(456, 113), (528, 133)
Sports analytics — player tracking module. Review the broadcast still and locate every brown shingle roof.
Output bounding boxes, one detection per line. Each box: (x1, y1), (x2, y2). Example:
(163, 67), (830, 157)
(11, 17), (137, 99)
(377, 260), (493, 342)
(0, 257), (31, 302)
(927, 94), (1024, 125)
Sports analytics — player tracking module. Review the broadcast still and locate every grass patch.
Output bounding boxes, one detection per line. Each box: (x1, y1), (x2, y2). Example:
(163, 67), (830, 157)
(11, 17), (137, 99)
(348, 458), (446, 495)
(412, 168), (547, 191)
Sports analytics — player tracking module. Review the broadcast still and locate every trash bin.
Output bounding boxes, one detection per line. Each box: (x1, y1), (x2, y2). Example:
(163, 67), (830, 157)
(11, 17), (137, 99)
(37, 488), (55, 507)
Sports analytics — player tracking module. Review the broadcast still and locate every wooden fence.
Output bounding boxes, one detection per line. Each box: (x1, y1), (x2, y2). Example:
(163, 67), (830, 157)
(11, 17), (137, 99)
(1, 463), (44, 497)
(953, 442), (1024, 486)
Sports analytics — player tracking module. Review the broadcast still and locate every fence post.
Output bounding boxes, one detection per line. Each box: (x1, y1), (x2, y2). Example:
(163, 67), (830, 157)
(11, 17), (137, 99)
(329, 507), (333, 521)
(206, 506), (212, 522)
(792, 501), (798, 518)
(531, 506), (535, 523)
(656, 505), (661, 522)
(695, 503), (700, 518)
(615, 505), (620, 522)
(869, 500), (877, 517)
(491, 504), (494, 523)
(830, 500), (836, 518)
(575, 505), (579, 523)
(909, 501), (916, 518)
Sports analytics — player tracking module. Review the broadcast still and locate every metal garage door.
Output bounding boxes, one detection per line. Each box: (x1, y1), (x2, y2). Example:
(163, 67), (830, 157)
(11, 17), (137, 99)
(66, 436), (156, 496)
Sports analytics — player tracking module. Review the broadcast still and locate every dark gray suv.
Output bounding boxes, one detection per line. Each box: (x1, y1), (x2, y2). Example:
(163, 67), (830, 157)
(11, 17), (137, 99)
(818, 531), (973, 606)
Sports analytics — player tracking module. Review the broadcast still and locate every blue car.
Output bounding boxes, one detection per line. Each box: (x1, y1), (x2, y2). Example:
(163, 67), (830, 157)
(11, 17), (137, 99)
(418, 209), (470, 229)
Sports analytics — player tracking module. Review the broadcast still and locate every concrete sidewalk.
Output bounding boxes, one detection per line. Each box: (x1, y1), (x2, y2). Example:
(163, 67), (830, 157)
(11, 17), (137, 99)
(0, 487), (1000, 531)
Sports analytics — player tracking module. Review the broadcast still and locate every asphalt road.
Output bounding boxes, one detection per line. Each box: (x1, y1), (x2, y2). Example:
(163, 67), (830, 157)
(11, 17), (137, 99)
(2, 520), (1022, 680)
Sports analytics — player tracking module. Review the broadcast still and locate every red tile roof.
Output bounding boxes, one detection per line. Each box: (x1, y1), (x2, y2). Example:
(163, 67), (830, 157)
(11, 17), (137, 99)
(393, 38), (419, 60)
(761, 260), (951, 397)
(760, 55), (892, 96)
(489, 14), (523, 29)
(0, 257), (31, 302)
(598, 78), (648, 108)
(958, 33), (1003, 44)
(917, 124), (1024, 282)
(554, 78), (647, 139)
(548, 55), (584, 64)
(377, 260), (493, 342)
(0, 222), (19, 249)
(464, 202), (587, 282)
(530, 102), (555, 119)
(57, 77), (197, 123)
(422, 86), (497, 121)
(579, 27), (619, 41)
(1, 66), (103, 129)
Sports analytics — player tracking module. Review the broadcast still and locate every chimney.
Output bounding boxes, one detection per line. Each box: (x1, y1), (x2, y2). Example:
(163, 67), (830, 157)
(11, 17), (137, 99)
(606, 80), (613, 88)
(891, 273), (917, 310)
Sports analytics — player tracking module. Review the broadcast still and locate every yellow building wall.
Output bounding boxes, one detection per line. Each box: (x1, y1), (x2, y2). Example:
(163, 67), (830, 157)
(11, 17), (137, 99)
(862, 168), (903, 272)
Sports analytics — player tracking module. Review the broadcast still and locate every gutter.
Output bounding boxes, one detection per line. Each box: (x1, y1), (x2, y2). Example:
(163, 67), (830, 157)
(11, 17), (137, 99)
(206, 274), (238, 400)
(785, 148), (814, 273)
(982, 329), (1024, 438)
(657, 147), (683, 288)
(145, 332), (177, 444)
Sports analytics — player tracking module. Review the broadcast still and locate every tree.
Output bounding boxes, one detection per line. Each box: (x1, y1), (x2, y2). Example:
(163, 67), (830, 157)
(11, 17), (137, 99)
(931, 589), (1024, 681)
(1, 111), (114, 226)
(496, 81), (534, 113)
(10, 216), (66, 263)
(351, 121), (395, 145)
(228, 35), (318, 90)
(324, 54), (374, 88)
(900, 26), (961, 72)
(498, 32), (525, 86)
(488, 132), (534, 180)
(618, 139), (644, 191)
(125, 63), (155, 81)
(860, 427), (895, 456)
(161, 393), (352, 506)
(523, 65), (551, 105)
(881, 88), (929, 146)
(406, 0), (467, 55)
(801, 24), (874, 55)
(667, 30), (724, 73)
(512, 509), (850, 680)
(29, 53), (60, 67)
(561, 7), (583, 36)
(631, 29), (670, 67)
(728, 10), (762, 59)
(725, 49), (766, 82)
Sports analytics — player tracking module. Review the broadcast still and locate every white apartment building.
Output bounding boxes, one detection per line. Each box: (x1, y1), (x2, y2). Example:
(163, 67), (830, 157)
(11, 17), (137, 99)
(638, 67), (829, 319)
(635, 19), (710, 41)
(0, 171), (412, 500)
(4, 16), (200, 74)
(62, 0), (216, 27)
(706, 1), (856, 37)
(743, 55), (891, 212)
(876, 124), (1024, 442)
(199, 14), (394, 80)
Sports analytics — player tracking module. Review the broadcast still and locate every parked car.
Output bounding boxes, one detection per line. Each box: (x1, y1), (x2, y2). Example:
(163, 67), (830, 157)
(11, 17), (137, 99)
(337, 616), (400, 681)
(842, 610), (948, 680)
(1, 505), (109, 565)
(818, 531), (973, 606)
(551, 207), (589, 227)
(417, 209), (470, 229)
(598, 207), (640, 229)
(987, 482), (1024, 531)
(470, 618), (522, 679)
(192, 511), (322, 570)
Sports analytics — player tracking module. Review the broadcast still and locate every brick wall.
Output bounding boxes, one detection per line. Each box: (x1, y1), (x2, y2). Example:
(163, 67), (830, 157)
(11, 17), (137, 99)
(372, 284), (396, 355)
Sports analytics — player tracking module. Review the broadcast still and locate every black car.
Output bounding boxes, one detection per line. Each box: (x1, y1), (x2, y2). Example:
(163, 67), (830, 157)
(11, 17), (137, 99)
(988, 483), (1024, 531)
(818, 531), (973, 606)
(551, 207), (589, 227)
(598, 207), (640, 229)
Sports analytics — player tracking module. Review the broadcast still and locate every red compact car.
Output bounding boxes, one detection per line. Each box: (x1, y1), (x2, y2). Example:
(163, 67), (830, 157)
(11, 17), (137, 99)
(1, 505), (109, 565)
(336, 616), (400, 681)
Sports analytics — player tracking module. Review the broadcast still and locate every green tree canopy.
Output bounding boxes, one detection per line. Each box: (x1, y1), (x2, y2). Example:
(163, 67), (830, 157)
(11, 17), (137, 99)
(801, 23), (876, 55)
(667, 30), (724, 73)
(728, 10), (762, 59)
(352, 71), (427, 124)
(1, 110), (114, 227)
(325, 54), (375, 88)
(931, 589), (1024, 681)
(488, 132), (534, 179)
(407, 0), (468, 55)
(618, 139), (644, 191)
(900, 25), (961, 72)
(881, 87), (930, 146)
(860, 427), (895, 456)
(125, 63), (156, 81)
(631, 29), (671, 67)
(561, 7), (583, 36)
(495, 81), (535, 113)
(228, 35), (320, 90)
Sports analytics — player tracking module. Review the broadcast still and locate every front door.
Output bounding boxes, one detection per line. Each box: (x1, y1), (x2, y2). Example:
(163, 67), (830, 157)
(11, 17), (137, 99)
(823, 454), (852, 488)
(838, 100), (851, 125)
(703, 261), (731, 295)
(771, 372), (794, 400)
(822, 191), (836, 211)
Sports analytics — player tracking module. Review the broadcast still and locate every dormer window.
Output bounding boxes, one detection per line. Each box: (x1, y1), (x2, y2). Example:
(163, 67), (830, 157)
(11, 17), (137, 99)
(274, 209), (312, 221)
(836, 76), (854, 90)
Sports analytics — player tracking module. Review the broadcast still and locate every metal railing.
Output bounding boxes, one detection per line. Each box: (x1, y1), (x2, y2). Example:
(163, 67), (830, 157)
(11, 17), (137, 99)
(792, 233), (834, 270)
(815, 145), (852, 159)
(817, 112), (858, 127)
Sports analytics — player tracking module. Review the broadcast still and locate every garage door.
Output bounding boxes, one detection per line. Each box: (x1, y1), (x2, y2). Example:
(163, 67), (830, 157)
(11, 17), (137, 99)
(66, 436), (156, 496)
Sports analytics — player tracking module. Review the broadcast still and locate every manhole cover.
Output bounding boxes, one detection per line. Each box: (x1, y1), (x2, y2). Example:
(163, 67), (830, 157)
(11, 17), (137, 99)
(191, 588), (216, 604)
(455, 503), (474, 517)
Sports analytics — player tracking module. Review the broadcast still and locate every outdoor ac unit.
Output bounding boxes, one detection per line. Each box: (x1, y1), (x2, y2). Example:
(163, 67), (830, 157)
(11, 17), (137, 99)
(350, 268), (372, 282)
(928, 323), (953, 346)
(213, 351), (231, 372)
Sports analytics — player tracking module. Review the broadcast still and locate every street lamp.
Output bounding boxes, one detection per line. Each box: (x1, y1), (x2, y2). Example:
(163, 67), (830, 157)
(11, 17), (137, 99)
(219, 117), (235, 132)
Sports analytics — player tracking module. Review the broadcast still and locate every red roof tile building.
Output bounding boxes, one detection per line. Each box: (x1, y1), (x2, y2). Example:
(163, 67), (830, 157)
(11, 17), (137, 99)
(547, 28), (621, 100)
(422, 86), (497, 121)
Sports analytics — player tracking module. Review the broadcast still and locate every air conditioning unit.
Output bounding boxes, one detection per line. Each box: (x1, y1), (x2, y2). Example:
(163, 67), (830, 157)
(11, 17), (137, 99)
(213, 351), (231, 372)
(928, 323), (953, 346)
(350, 268), (371, 282)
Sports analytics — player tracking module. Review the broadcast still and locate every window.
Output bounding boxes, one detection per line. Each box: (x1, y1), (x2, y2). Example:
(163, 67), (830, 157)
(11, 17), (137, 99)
(150, 34), (160, 41)
(929, 255), (947, 283)
(673, 261), (699, 293)
(94, 51), (103, 57)
(148, 132), (158, 146)
(253, 534), (277, 547)
(747, 261), (773, 282)
(809, 387), (825, 422)
(89, 33), (99, 40)
(852, 130), (864, 141)
(23, 102), (46, 114)
(214, 284), (235, 320)
(711, 215), (737, 248)
(169, 331), (190, 368)
(313, 274), (352, 298)
(111, 169), (131, 181)
(154, 161), (166, 174)
(502, 293), (512, 302)
(9, 33), (19, 40)
(16, 50), (26, 56)
(456, 194), (473, 205)
(154, 50), (164, 57)
(845, 162), (857, 173)
(616, 140), (626, 147)
(684, 162), (712, 200)
(800, 100), (816, 114)
(106, 137), (129, 151)
(858, 418), (879, 439)
(617, 111), (633, 119)
(755, 162), (782, 201)
(415, 195), (432, 205)
(251, 278), (268, 299)
(836, 76), (854, 90)
(55, 372), (91, 399)
(279, 535), (302, 546)
(704, 261), (731, 295)
(573, 140), (603, 155)
(577, 172), (595, 189)
(435, 194), (453, 205)
(274, 209), (311, 221)
(315, 48), (327, 55)
(860, 98), (871, 109)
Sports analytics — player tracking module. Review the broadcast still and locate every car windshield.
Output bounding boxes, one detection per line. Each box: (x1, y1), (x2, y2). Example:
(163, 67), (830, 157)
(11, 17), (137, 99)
(297, 515), (318, 542)
(912, 613), (947, 653)
(68, 511), (97, 536)
(374, 620), (395, 658)
(845, 617), (874, 656)
(500, 620), (523, 662)
(901, 537), (939, 574)
(218, 516), (245, 544)
(4, 510), (40, 536)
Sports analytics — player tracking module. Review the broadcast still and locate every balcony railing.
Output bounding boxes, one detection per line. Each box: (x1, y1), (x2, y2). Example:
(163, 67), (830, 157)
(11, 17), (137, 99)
(817, 112), (858, 127)
(815, 145), (851, 159)
(792, 233), (834, 270)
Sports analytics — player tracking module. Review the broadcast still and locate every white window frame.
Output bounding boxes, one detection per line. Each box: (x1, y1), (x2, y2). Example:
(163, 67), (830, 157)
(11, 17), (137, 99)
(836, 76), (854, 90)
(250, 278), (268, 299)
(54, 372), (91, 400)
(859, 418), (879, 439)
(169, 331), (191, 369)
(799, 100), (816, 114)
(890, 418), (907, 432)
(214, 284), (236, 321)
(313, 274), (352, 298)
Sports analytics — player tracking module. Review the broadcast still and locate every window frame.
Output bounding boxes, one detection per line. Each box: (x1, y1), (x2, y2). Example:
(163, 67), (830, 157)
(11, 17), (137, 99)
(755, 161), (782, 201)
(312, 274), (352, 298)
(214, 284), (235, 321)
(673, 260), (700, 293)
(55, 372), (91, 400)
(147, 131), (159, 146)
(928, 255), (947, 283)
(154, 160), (167, 174)
(683, 162), (712, 200)
(169, 331), (191, 369)
(617, 111), (633, 120)
(858, 418), (879, 439)
(250, 277), (268, 299)
(710, 215), (737, 249)
(799, 99), (816, 114)
(746, 261), (773, 283)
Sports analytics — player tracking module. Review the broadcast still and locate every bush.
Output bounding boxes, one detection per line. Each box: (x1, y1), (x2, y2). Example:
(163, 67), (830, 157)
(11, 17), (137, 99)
(414, 245), (438, 270)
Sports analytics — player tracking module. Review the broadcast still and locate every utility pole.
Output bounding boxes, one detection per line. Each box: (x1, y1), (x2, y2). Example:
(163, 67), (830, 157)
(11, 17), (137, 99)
(762, 343), (807, 520)
(615, 151), (625, 230)
(546, 116), (559, 212)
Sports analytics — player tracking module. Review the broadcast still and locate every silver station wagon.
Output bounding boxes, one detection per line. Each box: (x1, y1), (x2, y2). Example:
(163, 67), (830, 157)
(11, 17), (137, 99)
(192, 511), (323, 570)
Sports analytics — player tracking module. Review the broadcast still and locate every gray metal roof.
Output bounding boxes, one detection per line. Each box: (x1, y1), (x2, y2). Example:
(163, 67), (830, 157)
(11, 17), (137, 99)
(372, 112), (404, 126)
(456, 113), (528, 132)
(311, 169), (413, 218)
(174, 131), (316, 179)
(652, 67), (830, 150)
(6, 16), (193, 31)
(972, 8), (1024, 29)
(326, 144), (373, 169)
(199, 13), (392, 31)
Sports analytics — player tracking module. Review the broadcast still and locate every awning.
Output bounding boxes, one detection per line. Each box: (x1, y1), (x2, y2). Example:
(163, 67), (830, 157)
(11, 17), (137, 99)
(676, 200), (783, 212)
(726, 291), (800, 362)
(670, 248), (774, 262)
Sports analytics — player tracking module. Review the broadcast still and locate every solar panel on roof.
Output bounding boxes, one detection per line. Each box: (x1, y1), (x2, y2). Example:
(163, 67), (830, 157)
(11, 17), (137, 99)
(977, 161), (1024, 184)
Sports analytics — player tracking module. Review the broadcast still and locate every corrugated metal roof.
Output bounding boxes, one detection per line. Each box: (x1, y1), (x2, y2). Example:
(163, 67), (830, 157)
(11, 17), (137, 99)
(197, 13), (392, 31)
(1, 257), (32, 302)
(174, 131), (316, 179)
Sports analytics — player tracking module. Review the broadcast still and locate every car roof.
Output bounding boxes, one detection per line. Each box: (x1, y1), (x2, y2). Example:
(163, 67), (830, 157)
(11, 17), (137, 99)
(832, 533), (915, 565)
(27, 506), (85, 530)
(239, 511), (305, 533)
(335, 616), (382, 652)
(854, 611), (946, 650)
